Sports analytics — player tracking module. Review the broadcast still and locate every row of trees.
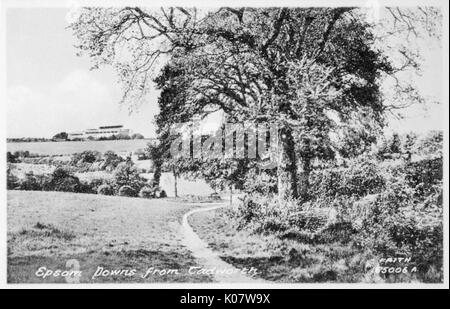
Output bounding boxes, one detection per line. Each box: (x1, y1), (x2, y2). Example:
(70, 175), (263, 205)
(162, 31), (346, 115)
(52, 132), (145, 141)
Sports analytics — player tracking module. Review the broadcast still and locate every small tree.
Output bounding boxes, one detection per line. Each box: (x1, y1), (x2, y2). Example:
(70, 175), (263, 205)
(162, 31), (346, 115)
(7, 152), (18, 163)
(376, 133), (403, 160)
(53, 132), (68, 140)
(98, 184), (114, 195)
(402, 133), (418, 162)
(113, 162), (145, 193)
(102, 150), (124, 171)
(417, 131), (443, 157)
(45, 167), (81, 192)
(118, 185), (137, 197)
(132, 133), (145, 139)
(7, 164), (19, 190)
(72, 150), (101, 164)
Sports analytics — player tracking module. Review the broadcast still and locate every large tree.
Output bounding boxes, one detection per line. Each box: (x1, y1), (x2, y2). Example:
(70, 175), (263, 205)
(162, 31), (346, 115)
(70, 7), (440, 200)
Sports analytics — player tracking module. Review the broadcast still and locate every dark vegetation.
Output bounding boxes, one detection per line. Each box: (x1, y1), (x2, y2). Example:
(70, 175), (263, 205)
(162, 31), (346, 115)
(227, 131), (443, 282)
(7, 150), (166, 199)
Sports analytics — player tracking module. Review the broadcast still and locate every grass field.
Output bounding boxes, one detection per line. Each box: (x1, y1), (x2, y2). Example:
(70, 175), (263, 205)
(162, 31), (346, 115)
(189, 208), (384, 283)
(7, 139), (151, 156)
(7, 191), (213, 283)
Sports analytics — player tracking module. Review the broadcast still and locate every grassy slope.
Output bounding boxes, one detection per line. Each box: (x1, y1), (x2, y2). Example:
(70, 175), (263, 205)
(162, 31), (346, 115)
(189, 208), (378, 283)
(7, 191), (212, 283)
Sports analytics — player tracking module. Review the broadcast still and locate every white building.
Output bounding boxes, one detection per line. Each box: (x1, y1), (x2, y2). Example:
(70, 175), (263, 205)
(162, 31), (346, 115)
(68, 125), (131, 140)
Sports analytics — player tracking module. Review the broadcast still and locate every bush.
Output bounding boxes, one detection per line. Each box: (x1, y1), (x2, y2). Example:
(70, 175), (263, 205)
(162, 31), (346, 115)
(86, 178), (106, 192)
(98, 184), (114, 196)
(17, 168), (82, 193)
(43, 168), (82, 192)
(71, 151), (102, 165)
(118, 185), (136, 197)
(134, 149), (148, 160)
(131, 133), (145, 139)
(155, 189), (167, 198)
(243, 170), (278, 195)
(50, 176), (81, 192)
(7, 152), (18, 163)
(7, 174), (20, 190)
(354, 173), (443, 282)
(375, 133), (402, 160)
(13, 150), (31, 158)
(102, 151), (124, 171)
(7, 165), (20, 190)
(209, 192), (221, 200)
(18, 172), (50, 191)
(113, 162), (145, 192)
(139, 186), (155, 198)
(138, 186), (167, 199)
(400, 157), (443, 197)
(416, 130), (443, 157)
(233, 195), (328, 235)
(77, 178), (109, 194)
(309, 159), (385, 201)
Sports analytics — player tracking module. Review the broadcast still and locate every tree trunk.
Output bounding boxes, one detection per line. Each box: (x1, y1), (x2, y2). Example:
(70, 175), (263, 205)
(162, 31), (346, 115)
(277, 127), (299, 200)
(151, 160), (162, 188)
(230, 185), (233, 206)
(173, 169), (178, 198)
(298, 158), (311, 201)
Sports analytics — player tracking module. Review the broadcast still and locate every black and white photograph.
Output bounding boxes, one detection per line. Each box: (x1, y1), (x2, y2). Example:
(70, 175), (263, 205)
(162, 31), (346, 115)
(0, 0), (448, 290)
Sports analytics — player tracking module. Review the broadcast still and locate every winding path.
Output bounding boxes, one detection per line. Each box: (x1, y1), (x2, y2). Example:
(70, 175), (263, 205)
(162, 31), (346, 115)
(181, 203), (265, 283)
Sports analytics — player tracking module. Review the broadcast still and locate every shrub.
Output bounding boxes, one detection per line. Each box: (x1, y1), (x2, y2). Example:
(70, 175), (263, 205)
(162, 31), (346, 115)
(134, 149), (148, 160)
(85, 178), (106, 192)
(71, 151), (102, 165)
(354, 174), (443, 282)
(18, 167), (83, 193)
(138, 186), (167, 199)
(97, 184), (114, 196)
(400, 157), (443, 197)
(139, 186), (155, 198)
(113, 162), (145, 192)
(102, 151), (124, 171)
(309, 159), (385, 201)
(77, 182), (96, 194)
(7, 165), (20, 190)
(18, 172), (50, 191)
(416, 130), (443, 157)
(118, 185), (136, 197)
(209, 192), (221, 200)
(13, 150), (31, 158)
(44, 168), (82, 192)
(77, 177), (109, 194)
(131, 133), (145, 139)
(7, 152), (18, 163)
(155, 189), (167, 198)
(375, 133), (402, 160)
(233, 195), (329, 235)
(243, 170), (278, 195)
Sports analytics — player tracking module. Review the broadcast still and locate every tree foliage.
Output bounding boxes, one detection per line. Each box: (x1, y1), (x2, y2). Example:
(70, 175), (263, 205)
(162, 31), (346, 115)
(70, 7), (440, 199)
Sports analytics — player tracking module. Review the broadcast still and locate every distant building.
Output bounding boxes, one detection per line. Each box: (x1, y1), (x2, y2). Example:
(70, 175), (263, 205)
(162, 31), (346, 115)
(68, 125), (131, 140)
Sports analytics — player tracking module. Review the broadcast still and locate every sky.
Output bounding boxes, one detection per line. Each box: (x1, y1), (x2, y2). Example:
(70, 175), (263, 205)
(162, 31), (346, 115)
(6, 8), (160, 139)
(5, 7), (445, 139)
